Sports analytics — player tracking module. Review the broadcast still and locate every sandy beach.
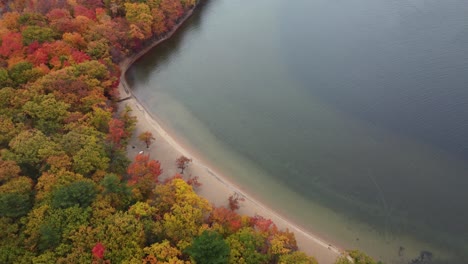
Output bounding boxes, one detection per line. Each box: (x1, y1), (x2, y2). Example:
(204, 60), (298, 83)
(117, 8), (342, 264)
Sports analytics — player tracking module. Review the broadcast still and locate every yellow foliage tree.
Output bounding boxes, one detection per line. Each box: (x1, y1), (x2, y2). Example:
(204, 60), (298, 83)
(125, 3), (153, 39)
(154, 179), (211, 249)
(143, 240), (189, 264)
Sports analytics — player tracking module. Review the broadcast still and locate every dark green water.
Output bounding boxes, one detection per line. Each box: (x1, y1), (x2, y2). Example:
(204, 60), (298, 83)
(127, 0), (468, 262)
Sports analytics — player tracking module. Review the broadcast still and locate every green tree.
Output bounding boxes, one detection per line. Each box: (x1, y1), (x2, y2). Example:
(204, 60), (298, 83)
(0, 192), (32, 218)
(348, 250), (380, 264)
(21, 25), (57, 45)
(60, 127), (100, 156)
(22, 94), (70, 134)
(18, 13), (48, 27)
(8, 61), (33, 86)
(279, 251), (318, 264)
(120, 105), (137, 137)
(35, 170), (84, 202)
(0, 87), (19, 117)
(34, 206), (92, 252)
(335, 255), (353, 264)
(0, 218), (19, 240)
(72, 136), (110, 176)
(86, 39), (110, 59)
(0, 176), (33, 218)
(68, 60), (109, 81)
(226, 227), (268, 264)
(100, 174), (132, 209)
(32, 251), (58, 263)
(107, 147), (130, 175)
(38, 222), (61, 251)
(185, 230), (230, 264)
(85, 106), (112, 133)
(334, 250), (381, 264)
(5, 129), (60, 177)
(124, 3), (153, 39)
(51, 180), (97, 209)
(23, 205), (88, 257)
(0, 68), (12, 87)
(0, 245), (31, 264)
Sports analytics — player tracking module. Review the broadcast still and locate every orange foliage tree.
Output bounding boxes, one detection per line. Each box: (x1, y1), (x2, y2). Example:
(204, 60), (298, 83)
(107, 118), (127, 148)
(127, 154), (162, 201)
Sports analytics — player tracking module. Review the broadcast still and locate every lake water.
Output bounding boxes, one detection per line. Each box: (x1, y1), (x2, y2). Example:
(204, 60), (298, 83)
(127, 0), (468, 263)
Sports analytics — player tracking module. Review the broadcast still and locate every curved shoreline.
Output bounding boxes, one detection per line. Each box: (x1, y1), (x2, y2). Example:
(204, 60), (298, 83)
(117, 5), (342, 264)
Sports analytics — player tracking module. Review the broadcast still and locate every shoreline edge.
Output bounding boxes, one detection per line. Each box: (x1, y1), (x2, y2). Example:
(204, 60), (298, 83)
(117, 3), (342, 263)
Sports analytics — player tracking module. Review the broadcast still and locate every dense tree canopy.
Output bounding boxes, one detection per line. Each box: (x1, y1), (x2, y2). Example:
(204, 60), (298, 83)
(0, 1), (378, 263)
(185, 230), (230, 264)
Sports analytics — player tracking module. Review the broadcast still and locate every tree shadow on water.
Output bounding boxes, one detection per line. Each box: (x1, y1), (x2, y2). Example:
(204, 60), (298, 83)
(126, 0), (215, 87)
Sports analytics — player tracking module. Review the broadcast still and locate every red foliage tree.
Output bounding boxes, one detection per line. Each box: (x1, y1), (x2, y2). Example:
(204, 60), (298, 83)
(47, 8), (73, 33)
(28, 47), (49, 66)
(42, 77), (91, 111)
(71, 50), (91, 64)
(0, 32), (23, 58)
(92, 242), (105, 259)
(175, 155), (192, 174)
(43, 41), (73, 58)
(47, 8), (71, 22)
(230, 219), (242, 232)
(209, 206), (242, 233)
(107, 118), (126, 147)
(250, 215), (277, 234)
(27, 41), (41, 54)
(28, 41), (74, 67)
(127, 154), (162, 184)
(74, 5), (97, 20)
(186, 175), (202, 188)
(228, 193), (245, 211)
(127, 154), (162, 200)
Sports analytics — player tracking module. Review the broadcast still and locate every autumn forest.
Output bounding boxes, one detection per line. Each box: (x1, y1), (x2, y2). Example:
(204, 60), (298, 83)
(0, 0), (323, 263)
